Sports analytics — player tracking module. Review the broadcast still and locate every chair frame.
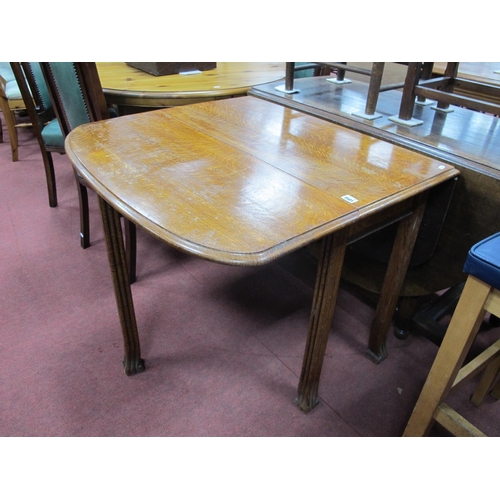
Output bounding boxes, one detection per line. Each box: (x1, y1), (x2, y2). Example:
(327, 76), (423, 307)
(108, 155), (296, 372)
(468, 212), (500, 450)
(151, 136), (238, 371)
(10, 62), (64, 208)
(396, 62), (500, 123)
(0, 72), (25, 161)
(281, 62), (406, 118)
(40, 62), (136, 283)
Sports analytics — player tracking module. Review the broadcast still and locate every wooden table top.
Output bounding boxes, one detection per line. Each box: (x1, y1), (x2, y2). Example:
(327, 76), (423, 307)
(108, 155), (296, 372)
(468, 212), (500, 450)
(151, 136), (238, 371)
(251, 76), (500, 177)
(96, 62), (286, 108)
(66, 96), (458, 265)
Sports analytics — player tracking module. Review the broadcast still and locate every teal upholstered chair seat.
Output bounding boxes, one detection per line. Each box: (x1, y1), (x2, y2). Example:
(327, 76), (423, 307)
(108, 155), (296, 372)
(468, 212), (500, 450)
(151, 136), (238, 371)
(27, 62), (63, 148)
(10, 62), (66, 208)
(40, 119), (64, 148)
(5, 79), (23, 100)
(0, 62), (15, 82)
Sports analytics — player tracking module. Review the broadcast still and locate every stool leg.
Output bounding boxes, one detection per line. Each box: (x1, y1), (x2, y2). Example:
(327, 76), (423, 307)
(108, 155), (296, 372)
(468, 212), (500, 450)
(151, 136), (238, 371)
(285, 62), (295, 92)
(364, 62), (385, 116)
(396, 62), (421, 121)
(403, 276), (491, 436)
(491, 378), (500, 400)
(471, 355), (500, 406)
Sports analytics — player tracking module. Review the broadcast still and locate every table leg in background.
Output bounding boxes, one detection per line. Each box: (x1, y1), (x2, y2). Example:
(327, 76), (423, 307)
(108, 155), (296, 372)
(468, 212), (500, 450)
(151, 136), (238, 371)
(99, 197), (145, 375)
(296, 228), (349, 413)
(366, 192), (429, 363)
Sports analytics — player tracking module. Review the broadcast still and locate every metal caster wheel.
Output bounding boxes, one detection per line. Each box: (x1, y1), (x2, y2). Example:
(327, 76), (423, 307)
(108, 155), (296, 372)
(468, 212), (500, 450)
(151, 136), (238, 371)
(394, 326), (410, 340)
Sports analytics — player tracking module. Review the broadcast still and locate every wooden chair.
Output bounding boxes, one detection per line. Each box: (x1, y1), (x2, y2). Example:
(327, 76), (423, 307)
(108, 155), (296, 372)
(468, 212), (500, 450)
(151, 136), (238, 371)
(10, 63), (65, 208)
(404, 232), (500, 436)
(275, 62), (331, 93)
(391, 62), (500, 126)
(39, 62), (137, 283)
(278, 62), (406, 120)
(0, 62), (26, 161)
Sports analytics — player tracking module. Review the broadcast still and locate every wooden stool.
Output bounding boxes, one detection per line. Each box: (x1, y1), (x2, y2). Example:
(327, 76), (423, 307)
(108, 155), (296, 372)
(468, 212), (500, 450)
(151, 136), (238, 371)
(404, 232), (500, 436)
(391, 62), (500, 127)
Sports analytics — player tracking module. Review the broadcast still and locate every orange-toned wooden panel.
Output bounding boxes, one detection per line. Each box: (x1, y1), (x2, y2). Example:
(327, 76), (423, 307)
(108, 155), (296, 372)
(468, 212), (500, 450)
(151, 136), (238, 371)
(66, 97), (457, 265)
(168, 98), (456, 214)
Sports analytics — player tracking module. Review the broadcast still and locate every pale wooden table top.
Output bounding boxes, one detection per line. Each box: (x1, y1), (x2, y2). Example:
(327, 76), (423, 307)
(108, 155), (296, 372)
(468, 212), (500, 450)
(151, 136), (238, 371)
(66, 96), (457, 265)
(96, 62), (286, 108)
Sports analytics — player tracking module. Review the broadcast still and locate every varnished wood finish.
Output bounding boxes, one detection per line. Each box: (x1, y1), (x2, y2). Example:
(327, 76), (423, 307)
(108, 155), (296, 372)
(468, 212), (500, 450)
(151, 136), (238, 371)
(0, 72), (24, 161)
(403, 277), (499, 437)
(364, 62), (385, 115)
(67, 97), (456, 264)
(433, 403), (486, 437)
(96, 62), (286, 109)
(65, 96), (458, 406)
(41, 62), (111, 250)
(40, 62), (138, 283)
(10, 62), (63, 208)
(296, 229), (349, 412)
(250, 75), (500, 173)
(397, 63), (500, 121)
(283, 62), (403, 117)
(433, 62), (500, 102)
(434, 62), (500, 86)
(470, 347), (500, 406)
(99, 197), (144, 375)
(249, 75), (500, 312)
(397, 63), (422, 121)
(367, 191), (428, 362)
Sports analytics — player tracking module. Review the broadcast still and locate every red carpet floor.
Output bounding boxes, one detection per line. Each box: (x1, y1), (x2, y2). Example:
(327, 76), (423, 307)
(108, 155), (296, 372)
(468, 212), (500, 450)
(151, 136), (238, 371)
(1, 111), (499, 438)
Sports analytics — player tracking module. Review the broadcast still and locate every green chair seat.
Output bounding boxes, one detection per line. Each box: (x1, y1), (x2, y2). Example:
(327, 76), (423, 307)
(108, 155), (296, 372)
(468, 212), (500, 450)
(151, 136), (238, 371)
(41, 119), (64, 148)
(0, 62), (15, 83)
(5, 80), (22, 100)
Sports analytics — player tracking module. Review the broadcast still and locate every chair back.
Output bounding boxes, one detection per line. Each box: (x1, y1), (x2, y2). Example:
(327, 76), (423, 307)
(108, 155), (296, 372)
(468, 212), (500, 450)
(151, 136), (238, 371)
(24, 63), (53, 113)
(10, 62), (64, 207)
(11, 63), (58, 130)
(40, 62), (109, 137)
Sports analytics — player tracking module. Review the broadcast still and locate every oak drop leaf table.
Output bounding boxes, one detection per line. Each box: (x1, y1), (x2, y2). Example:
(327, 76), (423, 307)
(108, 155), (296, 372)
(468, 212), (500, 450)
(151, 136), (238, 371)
(65, 96), (458, 412)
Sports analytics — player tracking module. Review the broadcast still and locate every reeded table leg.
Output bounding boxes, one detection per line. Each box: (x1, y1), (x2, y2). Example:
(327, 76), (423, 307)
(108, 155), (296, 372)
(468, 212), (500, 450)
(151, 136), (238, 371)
(296, 228), (349, 413)
(99, 197), (145, 375)
(367, 192), (428, 363)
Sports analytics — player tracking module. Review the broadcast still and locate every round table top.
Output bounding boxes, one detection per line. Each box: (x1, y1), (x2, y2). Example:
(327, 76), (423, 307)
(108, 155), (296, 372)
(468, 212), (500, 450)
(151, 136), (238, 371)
(96, 62), (286, 108)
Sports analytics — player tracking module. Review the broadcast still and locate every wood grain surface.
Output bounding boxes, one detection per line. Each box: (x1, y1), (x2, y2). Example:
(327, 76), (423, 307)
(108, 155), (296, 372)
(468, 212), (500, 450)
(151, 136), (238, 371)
(96, 62), (286, 107)
(66, 96), (457, 265)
